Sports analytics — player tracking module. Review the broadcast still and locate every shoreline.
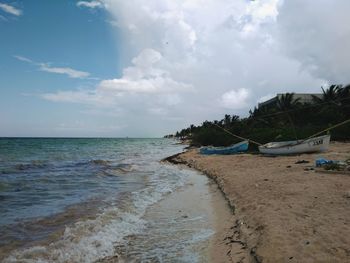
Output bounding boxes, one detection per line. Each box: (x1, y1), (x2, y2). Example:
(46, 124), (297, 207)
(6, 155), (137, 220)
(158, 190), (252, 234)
(164, 153), (254, 262)
(164, 142), (350, 262)
(100, 165), (234, 262)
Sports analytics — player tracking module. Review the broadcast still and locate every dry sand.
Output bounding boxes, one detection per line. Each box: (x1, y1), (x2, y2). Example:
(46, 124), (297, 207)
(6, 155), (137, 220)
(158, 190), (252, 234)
(166, 142), (350, 263)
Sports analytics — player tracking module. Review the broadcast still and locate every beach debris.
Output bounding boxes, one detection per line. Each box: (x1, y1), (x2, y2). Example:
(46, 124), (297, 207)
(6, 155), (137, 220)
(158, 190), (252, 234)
(343, 191), (350, 199)
(315, 158), (333, 167)
(295, 160), (310, 164)
(255, 225), (264, 231)
(324, 163), (344, 171)
(315, 157), (350, 175)
(315, 158), (350, 172)
(162, 152), (186, 164)
(250, 247), (263, 263)
(286, 165), (292, 168)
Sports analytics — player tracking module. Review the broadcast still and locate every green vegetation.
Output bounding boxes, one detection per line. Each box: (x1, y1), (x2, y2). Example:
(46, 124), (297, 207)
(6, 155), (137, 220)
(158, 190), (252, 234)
(173, 84), (350, 149)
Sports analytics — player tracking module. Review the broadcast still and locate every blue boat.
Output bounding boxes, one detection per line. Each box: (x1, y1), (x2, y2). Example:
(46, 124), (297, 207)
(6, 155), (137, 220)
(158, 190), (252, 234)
(199, 140), (249, 155)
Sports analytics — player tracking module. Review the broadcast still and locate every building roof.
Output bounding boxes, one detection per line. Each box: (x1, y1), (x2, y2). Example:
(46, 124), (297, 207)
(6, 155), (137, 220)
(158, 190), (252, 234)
(258, 93), (323, 108)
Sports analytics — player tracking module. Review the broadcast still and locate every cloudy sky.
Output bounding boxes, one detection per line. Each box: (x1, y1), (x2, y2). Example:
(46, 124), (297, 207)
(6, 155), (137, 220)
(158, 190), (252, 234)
(1, 0), (349, 137)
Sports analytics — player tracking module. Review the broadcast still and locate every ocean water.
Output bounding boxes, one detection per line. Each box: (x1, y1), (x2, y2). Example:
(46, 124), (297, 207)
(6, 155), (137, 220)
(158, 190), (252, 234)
(0, 138), (219, 262)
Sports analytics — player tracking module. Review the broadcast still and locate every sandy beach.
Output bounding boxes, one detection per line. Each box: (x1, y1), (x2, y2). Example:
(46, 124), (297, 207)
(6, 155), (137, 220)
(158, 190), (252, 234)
(166, 142), (350, 262)
(99, 167), (234, 263)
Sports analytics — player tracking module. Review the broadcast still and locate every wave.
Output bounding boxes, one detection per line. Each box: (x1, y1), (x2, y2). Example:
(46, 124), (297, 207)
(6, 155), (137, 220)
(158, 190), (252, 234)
(102, 164), (139, 176)
(88, 159), (111, 166)
(15, 163), (46, 171)
(72, 159), (113, 168)
(0, 161), (49, 174)
(10, 159), (138, 174)
(3, 166), (187, 263)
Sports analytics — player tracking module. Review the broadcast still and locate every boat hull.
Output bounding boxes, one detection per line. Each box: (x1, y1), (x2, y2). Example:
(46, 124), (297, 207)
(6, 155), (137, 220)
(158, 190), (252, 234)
(259, 135), (330, 155)
(200, 141), (249, 155)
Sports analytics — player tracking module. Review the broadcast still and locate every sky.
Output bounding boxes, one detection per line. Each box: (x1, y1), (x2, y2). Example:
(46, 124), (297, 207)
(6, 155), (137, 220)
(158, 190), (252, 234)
(0, 0), (349, 137)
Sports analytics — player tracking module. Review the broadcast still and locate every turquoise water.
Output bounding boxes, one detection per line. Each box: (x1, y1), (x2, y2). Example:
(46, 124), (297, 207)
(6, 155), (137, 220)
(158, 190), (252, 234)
(0, 138), (222, 263)
(0, 138), (179, 226)
(0, 138), (194, 260)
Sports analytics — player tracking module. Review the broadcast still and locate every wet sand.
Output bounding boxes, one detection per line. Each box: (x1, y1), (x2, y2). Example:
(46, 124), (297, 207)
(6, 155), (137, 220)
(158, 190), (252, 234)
(1, 163), (234, 263)
(137, 168), (234, 262)
(166, 142), (350, 262)
(100, 167), (234, 262)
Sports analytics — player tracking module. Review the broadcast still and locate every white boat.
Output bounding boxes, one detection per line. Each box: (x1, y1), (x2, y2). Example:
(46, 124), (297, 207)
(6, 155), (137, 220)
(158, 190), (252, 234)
(258, 135), (330, 155)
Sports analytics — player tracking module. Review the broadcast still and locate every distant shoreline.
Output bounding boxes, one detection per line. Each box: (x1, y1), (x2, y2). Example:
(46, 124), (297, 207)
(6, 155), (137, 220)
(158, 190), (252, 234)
(164, 142), (350, 262)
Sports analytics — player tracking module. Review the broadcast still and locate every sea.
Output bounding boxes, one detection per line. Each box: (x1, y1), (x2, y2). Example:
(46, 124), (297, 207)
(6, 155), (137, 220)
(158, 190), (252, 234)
(0, 138), (225, 262)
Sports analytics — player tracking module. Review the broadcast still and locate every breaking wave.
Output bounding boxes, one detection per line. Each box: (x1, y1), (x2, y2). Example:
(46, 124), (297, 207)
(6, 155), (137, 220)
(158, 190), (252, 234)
(3, 165), (186, 263)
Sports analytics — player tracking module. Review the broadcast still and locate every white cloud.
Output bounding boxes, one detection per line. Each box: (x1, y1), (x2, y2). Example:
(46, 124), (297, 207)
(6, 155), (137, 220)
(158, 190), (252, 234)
(13, 55), (32, 63)
(257, 94), (275, 104)
(277, 0), (350, 83)
(42, 90), (98, 104)
(98, 49), (192, 94)
(107, 20), (119, 27)
(42, 49), (192, 112)
(0, 3), (22, 16)
(39, 63), (90, 79)
(14, 55), (90, 79)
(148, 107), (168, 116)
(220, 88), (251, 109)
(41, 0), (350, 136)
(77, 1), (103, 9)
(235, 0), (280, 36)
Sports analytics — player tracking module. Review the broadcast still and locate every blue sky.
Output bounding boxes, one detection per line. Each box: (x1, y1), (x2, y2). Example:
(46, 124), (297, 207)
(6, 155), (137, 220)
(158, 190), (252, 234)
(0, 1), (121, 136)
(1, 0), (349, 137)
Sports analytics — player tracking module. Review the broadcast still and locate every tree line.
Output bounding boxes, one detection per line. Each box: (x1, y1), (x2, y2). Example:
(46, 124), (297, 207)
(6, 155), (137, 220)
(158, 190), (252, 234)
(170, 84), (350, 148)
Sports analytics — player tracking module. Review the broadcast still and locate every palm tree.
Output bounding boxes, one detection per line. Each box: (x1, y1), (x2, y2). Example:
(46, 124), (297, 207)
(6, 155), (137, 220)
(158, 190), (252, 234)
(276, 93), (300, 139)
(337, 84), (350, 116)
(189, 124), (195, 135)
(248, 106), (274, 127)
(231, 115), (239, 123)
(276, 93), (301, 111)
(312, 85), (341, 103)
(337, 84), (350, 99)
(223, 114), (231, 127)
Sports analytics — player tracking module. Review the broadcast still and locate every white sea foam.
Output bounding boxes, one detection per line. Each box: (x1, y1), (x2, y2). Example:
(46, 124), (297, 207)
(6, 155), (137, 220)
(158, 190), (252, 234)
(188, 229), (215, 244)
(4, 164), (188, 263)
